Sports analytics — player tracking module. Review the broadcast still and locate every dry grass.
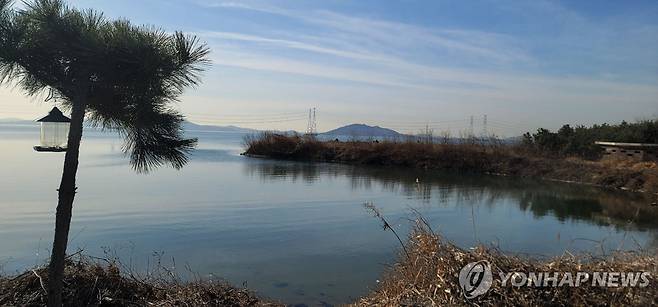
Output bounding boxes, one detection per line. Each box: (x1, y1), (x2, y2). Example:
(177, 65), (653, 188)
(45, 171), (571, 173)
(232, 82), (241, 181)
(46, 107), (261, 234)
(243, 133), (658, 195)
(351, 225), (657, 307)
(0, 257), (282, 307)
(243, 132), (325, 160)
(244, 133), (518, 171)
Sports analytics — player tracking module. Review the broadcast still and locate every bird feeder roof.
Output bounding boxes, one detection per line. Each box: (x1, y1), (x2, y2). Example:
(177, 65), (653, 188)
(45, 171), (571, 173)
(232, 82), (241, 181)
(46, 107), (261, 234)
(36, 107), (71, 123)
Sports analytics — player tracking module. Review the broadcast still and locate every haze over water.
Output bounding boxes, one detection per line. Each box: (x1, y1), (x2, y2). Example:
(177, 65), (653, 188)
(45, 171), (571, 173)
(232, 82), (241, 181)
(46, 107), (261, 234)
(1, 124), (657, 305)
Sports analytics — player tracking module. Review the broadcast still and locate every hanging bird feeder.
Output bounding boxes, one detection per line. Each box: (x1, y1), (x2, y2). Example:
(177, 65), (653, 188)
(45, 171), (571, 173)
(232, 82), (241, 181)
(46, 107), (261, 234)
(34, 107), (71, 152)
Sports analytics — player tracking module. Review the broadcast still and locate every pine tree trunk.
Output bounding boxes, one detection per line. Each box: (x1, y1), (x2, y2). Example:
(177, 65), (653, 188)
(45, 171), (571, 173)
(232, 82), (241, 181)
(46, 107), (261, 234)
(47, 100), (86, 307)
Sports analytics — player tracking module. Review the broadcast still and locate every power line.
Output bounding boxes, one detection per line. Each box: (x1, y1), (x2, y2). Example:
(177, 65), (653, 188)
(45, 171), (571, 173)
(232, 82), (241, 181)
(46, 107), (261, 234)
(186, 112), (307, 120)
(190, 116), (307, 124)
(221, 117), (307, 124)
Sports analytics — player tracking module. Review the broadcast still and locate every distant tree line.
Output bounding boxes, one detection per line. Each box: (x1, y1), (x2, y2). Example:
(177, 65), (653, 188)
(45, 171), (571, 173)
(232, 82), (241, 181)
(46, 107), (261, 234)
(521, 119), (658, 160)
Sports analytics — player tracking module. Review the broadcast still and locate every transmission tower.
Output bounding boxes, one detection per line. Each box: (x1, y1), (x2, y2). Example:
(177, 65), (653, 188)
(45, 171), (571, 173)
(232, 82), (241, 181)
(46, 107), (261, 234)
(482, 114), (488, 136)
(312, 108), (317, 134)
(306, 108), (312, 134)
(469, 115), (474, 136)
(306, 108), (317, 135)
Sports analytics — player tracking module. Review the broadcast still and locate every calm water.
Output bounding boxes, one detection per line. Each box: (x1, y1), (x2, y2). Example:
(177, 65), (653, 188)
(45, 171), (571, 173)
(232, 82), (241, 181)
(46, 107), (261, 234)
(1, 124), (657, 306)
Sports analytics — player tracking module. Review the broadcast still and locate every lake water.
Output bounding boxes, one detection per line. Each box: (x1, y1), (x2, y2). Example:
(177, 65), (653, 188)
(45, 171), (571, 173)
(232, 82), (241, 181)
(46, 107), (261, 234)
(1, 124), (657, 306)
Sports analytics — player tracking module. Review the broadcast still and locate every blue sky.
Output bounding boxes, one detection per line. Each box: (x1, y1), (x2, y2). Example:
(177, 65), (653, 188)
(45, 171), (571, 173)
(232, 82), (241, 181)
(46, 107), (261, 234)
(1, 0), (657, 135)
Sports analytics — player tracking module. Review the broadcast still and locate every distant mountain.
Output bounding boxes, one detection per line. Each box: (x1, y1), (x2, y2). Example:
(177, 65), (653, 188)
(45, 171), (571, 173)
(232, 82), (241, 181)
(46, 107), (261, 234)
(1, 119), (258, 134)
(0, 118), (35, 125)
(321, 124), (402, 137)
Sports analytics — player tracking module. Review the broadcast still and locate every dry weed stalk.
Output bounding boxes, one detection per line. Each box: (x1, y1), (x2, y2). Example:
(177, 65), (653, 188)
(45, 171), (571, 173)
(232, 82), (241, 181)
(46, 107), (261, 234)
(351, 224), (657, 307)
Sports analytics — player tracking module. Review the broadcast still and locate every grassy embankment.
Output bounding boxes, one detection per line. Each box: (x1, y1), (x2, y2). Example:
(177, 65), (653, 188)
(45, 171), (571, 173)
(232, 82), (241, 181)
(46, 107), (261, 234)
(243, 133), (658, 195)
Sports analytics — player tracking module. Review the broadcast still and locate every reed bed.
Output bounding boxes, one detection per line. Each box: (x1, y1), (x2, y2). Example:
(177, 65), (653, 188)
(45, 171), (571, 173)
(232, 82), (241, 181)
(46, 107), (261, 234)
(243, 132), (658, 195)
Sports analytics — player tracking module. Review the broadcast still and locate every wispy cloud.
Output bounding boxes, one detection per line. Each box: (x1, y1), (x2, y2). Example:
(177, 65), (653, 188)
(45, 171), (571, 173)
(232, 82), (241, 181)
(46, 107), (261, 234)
(209, 47), (426, 89)
(309, 10), (532, 63)
(201, 30), (657, 95)
(199, 1), (533, 65)
(198, 31), (391, 63)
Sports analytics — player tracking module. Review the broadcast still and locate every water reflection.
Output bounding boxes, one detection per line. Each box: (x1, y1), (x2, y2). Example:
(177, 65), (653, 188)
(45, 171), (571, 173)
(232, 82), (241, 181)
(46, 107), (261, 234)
(2, 129), (656, 305)
(244, 160), (658, 232)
